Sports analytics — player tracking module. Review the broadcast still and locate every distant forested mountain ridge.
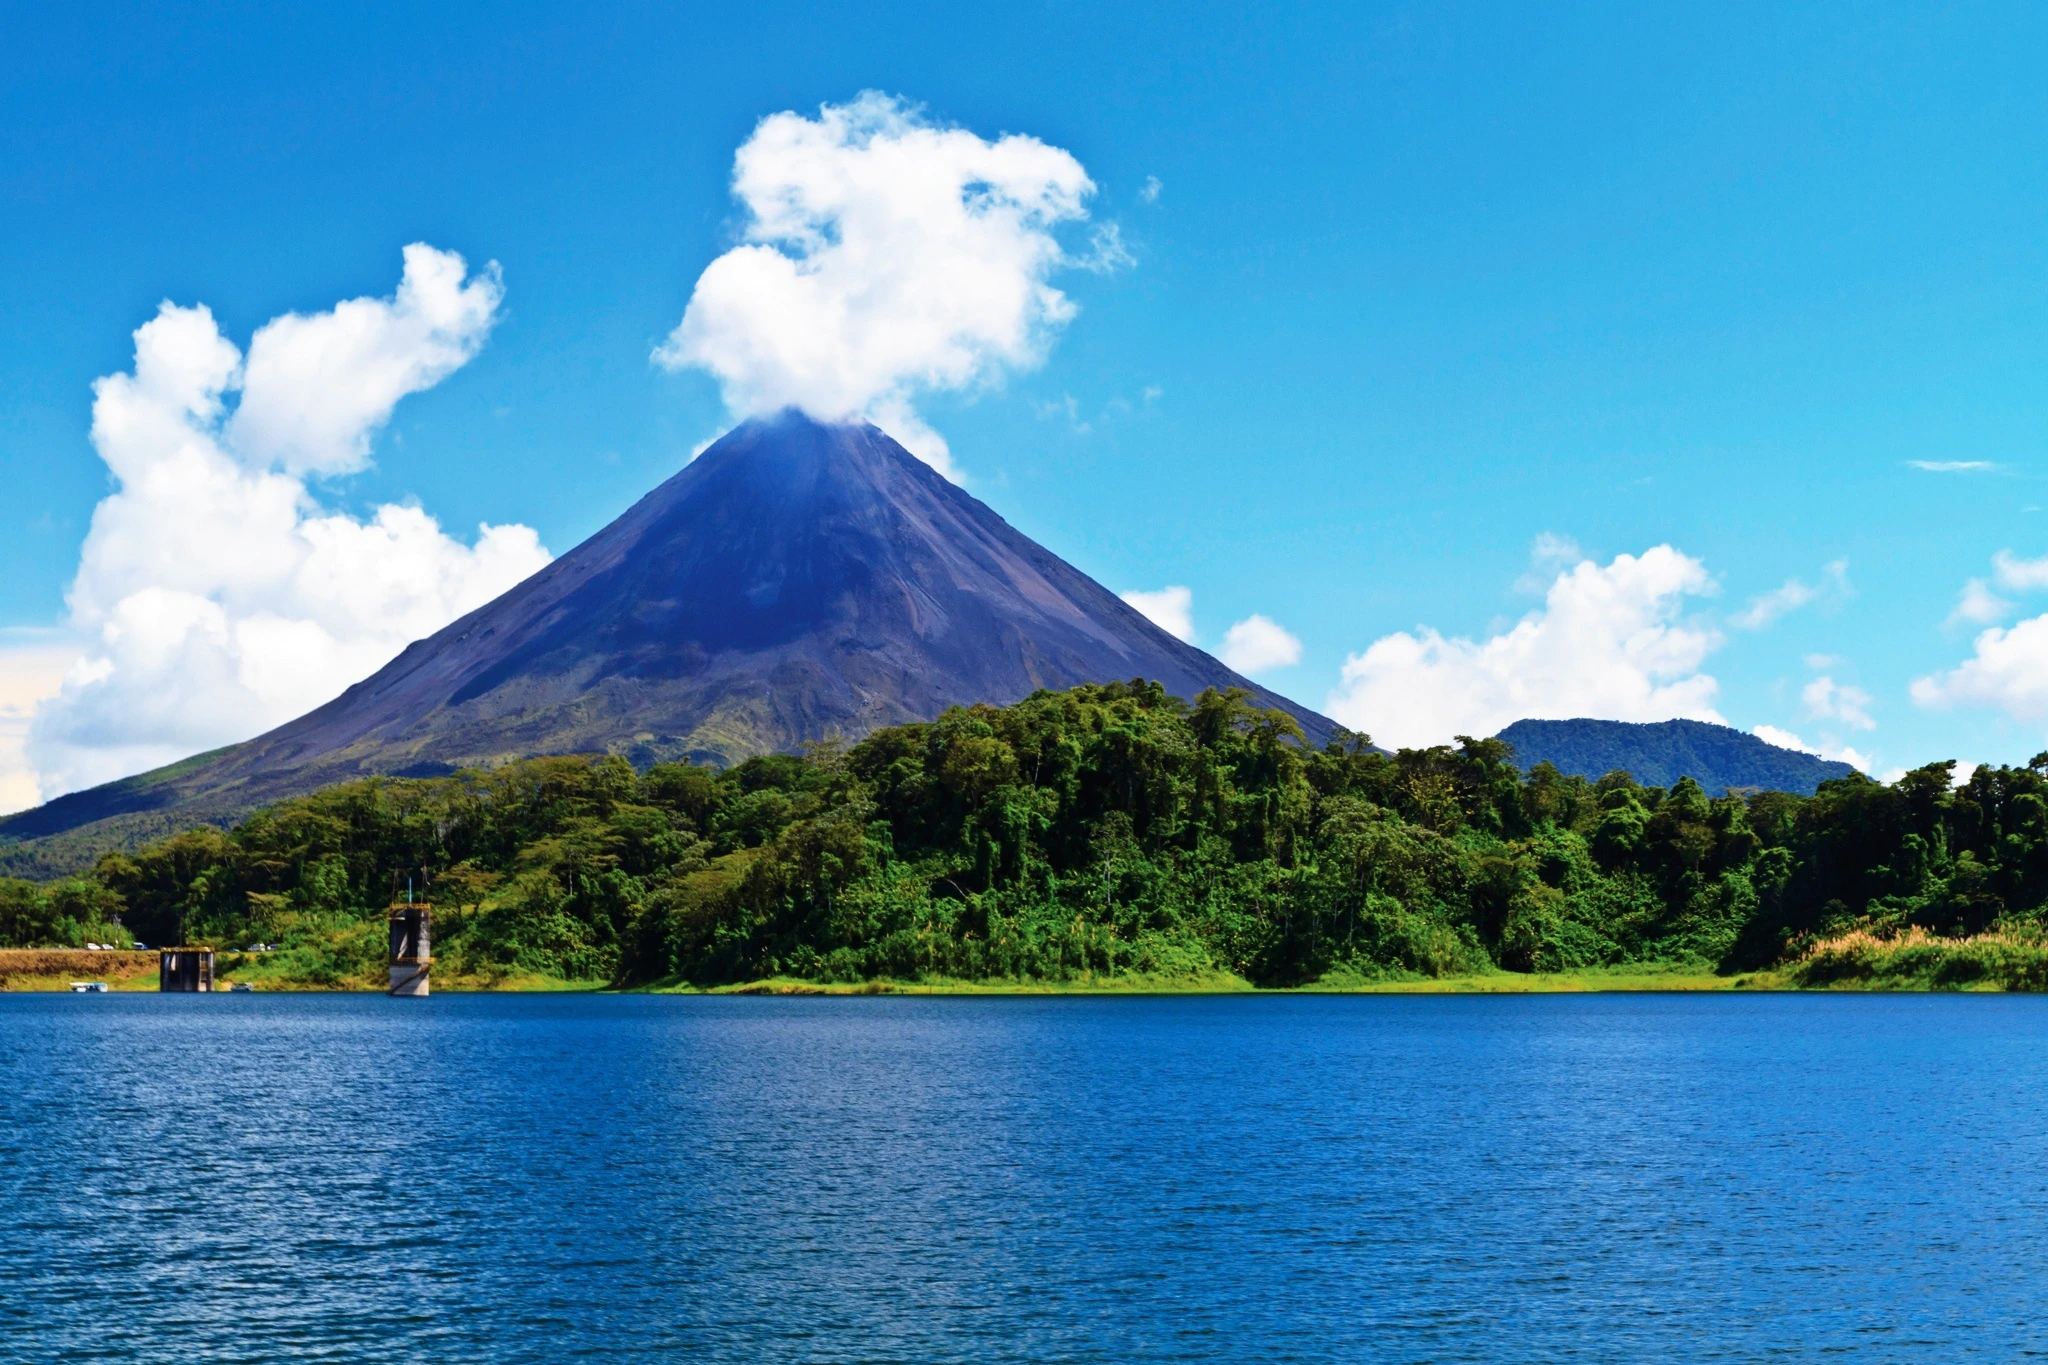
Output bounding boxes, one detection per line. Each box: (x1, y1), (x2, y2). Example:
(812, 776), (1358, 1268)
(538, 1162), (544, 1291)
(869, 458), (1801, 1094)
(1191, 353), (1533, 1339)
(1494, 718), (1855, 796)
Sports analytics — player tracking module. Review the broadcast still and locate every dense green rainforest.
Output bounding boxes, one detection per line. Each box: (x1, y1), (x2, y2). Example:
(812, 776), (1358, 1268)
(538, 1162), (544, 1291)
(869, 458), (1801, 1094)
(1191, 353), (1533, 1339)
(6, 681), (2048, 990)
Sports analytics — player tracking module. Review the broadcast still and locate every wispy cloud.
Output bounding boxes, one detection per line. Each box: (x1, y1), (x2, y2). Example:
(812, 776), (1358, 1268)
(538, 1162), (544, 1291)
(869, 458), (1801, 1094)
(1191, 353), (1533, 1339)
(1034, 393), (1091, 433)
(1075, 222), (1134, 274)
(1936, 550), (2048, 629)
(1908, 460), (1997, 472)
(1993, 549), (2048, 592)
(1755, 654), (1877, 773)
(1948, 577), (2012, 626)
(1732, 559), (1849, 630)
(1512, 532), (1583, 595)
(1802, 674), (1876, 731)
(1038, 386), (1163, 432)
(1139, 175), (1163, 204)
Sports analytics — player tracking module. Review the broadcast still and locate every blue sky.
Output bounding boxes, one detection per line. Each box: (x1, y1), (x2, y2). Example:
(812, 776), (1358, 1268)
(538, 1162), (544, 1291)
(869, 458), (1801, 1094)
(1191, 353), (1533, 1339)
(3, 0), (2047, 808)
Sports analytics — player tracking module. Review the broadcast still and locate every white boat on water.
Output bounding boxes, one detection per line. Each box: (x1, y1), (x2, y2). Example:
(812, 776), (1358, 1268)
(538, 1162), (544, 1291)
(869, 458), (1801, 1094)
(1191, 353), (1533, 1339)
(69, 982), (108, 993)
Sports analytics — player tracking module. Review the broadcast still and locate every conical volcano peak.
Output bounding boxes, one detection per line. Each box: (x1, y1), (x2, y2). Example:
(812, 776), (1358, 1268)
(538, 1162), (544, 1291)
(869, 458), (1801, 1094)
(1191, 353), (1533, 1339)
(1, 411), (1335, 855)
(698, 408), (883, 467)
(689, 409), (950, 499)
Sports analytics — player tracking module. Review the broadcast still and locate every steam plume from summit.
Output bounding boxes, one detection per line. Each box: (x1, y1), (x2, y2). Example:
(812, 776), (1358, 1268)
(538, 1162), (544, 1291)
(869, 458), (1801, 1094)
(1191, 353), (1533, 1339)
(655, 93), (1111, 478)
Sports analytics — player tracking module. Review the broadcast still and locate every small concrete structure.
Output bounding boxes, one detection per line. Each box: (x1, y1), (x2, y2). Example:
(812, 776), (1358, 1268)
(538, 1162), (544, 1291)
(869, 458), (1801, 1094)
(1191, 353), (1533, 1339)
(388, 903), (431, 996)
(159, 947), (214, 992)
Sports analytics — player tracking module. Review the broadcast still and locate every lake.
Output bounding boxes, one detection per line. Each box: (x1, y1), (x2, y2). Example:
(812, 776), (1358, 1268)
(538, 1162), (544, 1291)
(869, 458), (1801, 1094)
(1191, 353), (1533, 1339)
(4, 992), (2046, 1361)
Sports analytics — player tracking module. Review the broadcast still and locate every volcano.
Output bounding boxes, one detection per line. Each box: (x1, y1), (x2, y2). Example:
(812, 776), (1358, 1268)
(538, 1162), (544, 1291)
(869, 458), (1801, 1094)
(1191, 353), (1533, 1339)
(3, 413), (1336, 862)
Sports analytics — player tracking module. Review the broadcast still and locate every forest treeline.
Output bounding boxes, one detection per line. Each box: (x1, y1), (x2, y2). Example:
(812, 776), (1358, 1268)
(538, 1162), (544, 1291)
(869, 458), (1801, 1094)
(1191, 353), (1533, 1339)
(5, 681), (2047, 989)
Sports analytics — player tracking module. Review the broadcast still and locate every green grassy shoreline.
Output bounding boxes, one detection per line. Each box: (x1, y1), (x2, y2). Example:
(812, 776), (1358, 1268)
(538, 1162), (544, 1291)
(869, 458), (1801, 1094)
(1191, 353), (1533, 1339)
(17, 941), (2048, 996)
(0, 953), (1748, 993)
(0, 954), (1927, 994)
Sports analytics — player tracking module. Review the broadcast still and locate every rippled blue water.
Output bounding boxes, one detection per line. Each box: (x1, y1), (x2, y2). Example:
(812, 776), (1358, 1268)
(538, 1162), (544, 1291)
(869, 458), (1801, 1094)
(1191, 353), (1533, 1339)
(5, 992), (2048, 1361)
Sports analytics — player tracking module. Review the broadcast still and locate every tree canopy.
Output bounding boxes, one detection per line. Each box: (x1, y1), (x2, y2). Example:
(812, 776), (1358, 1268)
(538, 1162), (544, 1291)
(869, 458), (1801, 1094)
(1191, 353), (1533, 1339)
(6, 681), (2044, 989)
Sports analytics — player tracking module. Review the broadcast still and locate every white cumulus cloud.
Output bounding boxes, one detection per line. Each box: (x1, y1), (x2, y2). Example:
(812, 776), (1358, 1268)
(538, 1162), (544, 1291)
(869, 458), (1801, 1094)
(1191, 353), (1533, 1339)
(1752, 724), (1872, 773)
(24, 246), (551, 800)
(1219, 615), (1302, 675)
(1326, 546), (1723, 750)
(654, 92), (1110, 480)
(226, 244), (503, 476)
(1911, 614), (2048, 726)
(1120, 586), (1195, 643)
(1912, 550), (2048, 727)
(0, 634), (81, 815)
(1751, 724), (1805, 751)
